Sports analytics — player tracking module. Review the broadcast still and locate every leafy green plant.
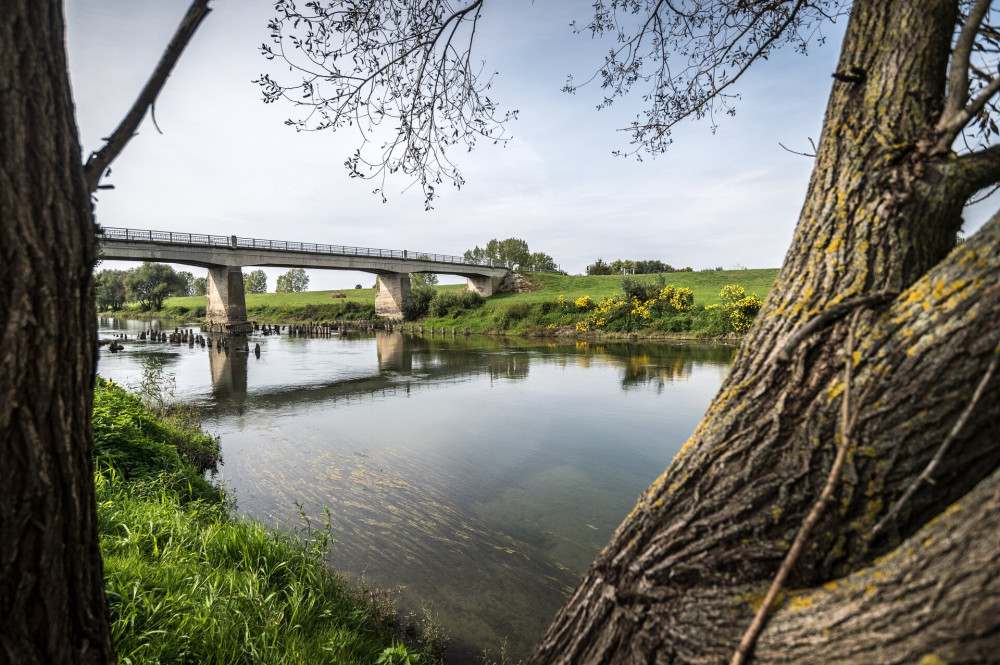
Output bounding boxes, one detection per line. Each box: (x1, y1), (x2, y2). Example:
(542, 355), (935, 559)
(428, 290), (484, 317)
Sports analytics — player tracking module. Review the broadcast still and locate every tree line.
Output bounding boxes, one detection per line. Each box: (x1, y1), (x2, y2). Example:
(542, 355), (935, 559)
(463, 237), (560, 272)
(95, 265), (310, 311)
(586, 258), (694, 275)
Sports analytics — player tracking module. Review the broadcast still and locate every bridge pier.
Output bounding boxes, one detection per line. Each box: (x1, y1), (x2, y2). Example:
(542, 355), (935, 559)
(375, 273), (410, 320)
(206, 266), (253, 334)
(466, 275), (503, 297)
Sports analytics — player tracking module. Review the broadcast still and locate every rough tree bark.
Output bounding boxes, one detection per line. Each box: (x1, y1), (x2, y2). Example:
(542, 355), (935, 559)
(0, 2), (115, 664)
(529, 1), (1000, 662)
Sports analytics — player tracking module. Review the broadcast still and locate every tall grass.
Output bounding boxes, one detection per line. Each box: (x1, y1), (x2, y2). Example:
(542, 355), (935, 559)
(93, 378), (440, 664)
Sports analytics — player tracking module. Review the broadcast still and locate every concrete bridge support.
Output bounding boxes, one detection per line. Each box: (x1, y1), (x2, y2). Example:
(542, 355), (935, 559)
(375, 273), (410, 320)
(206, 266), (253, 334)
(466, 274), (503, 297)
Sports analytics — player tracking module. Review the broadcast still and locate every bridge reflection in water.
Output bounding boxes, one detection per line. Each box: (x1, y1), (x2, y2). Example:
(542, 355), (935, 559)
(201, 331), (730, 416)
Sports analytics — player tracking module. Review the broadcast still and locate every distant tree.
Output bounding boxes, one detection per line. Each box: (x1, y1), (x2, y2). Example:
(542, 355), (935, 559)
(244, 269), (268, 294)
(193, 276), (208, 296)
(410, 272), (438, 287)
(463, 237), (543, 269)
(355, 283), (363, 289)
(410, 254), (439, 287)
(124, 262), (188, 310)
(176, 270), (195, 296)
(275, 268), (309, 293)
(586, 258), (615, 276)
(526, 251), (558, 271)
(94, 269), (128, 311)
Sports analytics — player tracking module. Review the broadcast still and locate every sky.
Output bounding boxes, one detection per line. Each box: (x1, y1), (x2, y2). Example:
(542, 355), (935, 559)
(65, 1), (993, 291)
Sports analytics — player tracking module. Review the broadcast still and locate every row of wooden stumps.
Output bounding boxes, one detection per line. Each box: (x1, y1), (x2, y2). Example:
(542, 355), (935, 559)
(405, 325), (471, 336)
(107, 328), (208, 352)
(256, 320), (398, 337)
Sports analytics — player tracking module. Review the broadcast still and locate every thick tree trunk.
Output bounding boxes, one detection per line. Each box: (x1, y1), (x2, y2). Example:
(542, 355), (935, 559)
(529, 1), (1000, 662)
(0, 2), (115, 664)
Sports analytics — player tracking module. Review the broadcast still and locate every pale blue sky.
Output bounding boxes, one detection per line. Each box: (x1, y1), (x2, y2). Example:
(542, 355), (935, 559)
(66, 1), (992, 291)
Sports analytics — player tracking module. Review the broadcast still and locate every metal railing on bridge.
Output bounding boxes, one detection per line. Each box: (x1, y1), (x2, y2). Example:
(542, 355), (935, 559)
(98, 226), (490, 267)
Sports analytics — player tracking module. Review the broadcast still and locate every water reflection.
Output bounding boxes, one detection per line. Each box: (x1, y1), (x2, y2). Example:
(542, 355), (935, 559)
(97, 319), (734, 663)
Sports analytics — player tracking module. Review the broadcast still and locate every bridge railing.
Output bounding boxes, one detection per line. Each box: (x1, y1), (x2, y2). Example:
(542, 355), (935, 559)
(98, 226), (491, 267)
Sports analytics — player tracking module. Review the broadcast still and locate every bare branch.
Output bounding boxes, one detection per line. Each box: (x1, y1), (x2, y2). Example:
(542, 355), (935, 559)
(936, 74), (1000, 152)
(82, 0), (212, 193)
(943, 0), (992, 119)
(257, 0), (513, 207)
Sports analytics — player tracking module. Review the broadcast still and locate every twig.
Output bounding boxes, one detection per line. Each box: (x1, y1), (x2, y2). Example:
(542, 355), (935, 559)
(731, 311), (862, 665)
(870, 352), (998, 539)
(82, 0), (212, 192)
(778, 141), (816, 158)
(773, 290), (898, 364)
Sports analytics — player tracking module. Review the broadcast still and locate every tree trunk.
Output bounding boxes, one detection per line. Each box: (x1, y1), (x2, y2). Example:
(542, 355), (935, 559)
(529, 1), (1000, 662)
(0, 2), (115, 664)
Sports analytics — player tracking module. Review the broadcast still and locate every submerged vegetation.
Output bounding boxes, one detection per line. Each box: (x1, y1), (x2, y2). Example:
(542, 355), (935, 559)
(92, 376), (441, 664)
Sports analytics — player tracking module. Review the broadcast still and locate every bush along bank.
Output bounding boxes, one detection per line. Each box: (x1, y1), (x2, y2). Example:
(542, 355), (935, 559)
(418, 278), (765, 338)
(93, 377), (442, 664)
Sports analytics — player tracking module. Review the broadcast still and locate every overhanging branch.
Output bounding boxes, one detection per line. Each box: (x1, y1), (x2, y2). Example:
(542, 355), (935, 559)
(82, 0), (213, 193)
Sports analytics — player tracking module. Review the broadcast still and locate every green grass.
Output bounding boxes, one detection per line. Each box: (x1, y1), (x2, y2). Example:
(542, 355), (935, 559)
(505, 269), (778, 306)
(93, 378), (438, 664)
(417, 270), (778, 336)
(154, 269), (778, 335)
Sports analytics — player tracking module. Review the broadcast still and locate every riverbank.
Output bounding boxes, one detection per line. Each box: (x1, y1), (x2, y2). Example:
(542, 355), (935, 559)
(124, 268), (776, 338)
(92, 377), (442, 664)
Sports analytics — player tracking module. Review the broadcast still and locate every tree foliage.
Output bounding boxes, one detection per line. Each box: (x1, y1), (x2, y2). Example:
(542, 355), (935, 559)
(176, 271), (195, 297)
(410, 272), (439, 288)
(588, 258), (693, 275)
(193, 276), (208, 296)
(123, 262), (190, 310)
(257, 0), (517, 207)
(463, 237), (557, 270)
(244, 269), (268, 294)
(94, 269), (128, 312)
(275, 267), (310, 293)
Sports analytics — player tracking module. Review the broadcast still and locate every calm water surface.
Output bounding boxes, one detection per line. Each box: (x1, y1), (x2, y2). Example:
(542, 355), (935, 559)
(97, 318), (734, 662)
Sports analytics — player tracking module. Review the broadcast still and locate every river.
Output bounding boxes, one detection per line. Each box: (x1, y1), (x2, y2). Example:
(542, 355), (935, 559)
(96, 318), (734, 662)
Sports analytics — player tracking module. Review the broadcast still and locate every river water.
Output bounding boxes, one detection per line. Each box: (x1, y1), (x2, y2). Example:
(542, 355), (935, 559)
(96, 318), (734, 662)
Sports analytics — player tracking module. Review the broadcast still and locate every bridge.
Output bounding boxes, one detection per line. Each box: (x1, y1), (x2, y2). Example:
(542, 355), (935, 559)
(98, 227), (510, 330)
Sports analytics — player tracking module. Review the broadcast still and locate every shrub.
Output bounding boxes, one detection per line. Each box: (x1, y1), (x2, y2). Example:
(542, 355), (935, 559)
(402, 285), (435, 320)
(718, 284), (764, 333)
(620, 276), (659, 302)
(428, 289), (484, 317)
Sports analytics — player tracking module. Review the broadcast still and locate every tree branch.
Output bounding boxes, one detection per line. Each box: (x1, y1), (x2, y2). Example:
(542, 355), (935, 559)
(942, 0), (992, 120)
(771, 290), (898, 364)
(732, 310), (862, 665)
(935, 75), (1000, 153)
(82, 0), (213, 193)
(870, 350), (998, 540)
(946, 141), (1000, 200)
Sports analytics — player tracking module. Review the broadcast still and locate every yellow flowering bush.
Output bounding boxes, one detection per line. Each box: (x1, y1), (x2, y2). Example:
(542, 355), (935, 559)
(575, 295), (594, 310)
(719, 284), (763, 333)
(658, 285), (694, 312)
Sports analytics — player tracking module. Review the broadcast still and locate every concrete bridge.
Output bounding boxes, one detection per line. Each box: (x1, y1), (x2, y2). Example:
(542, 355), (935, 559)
(98, 227), (510, 330)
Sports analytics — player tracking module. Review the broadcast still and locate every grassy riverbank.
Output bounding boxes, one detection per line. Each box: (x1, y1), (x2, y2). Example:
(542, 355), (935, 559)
(93, 377), (440, 664)
(148, 268), (777, 337)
